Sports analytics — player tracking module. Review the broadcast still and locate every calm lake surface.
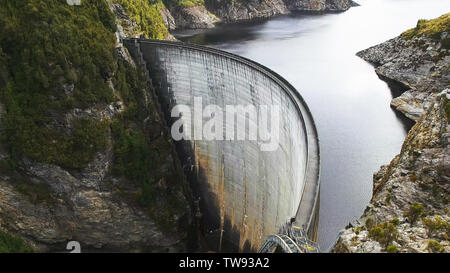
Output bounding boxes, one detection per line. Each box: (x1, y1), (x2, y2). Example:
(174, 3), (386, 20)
(174, 0), (450, 250)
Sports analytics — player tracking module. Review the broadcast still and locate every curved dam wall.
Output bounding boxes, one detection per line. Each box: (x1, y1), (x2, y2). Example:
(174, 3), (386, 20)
(123, 39), (320, 252)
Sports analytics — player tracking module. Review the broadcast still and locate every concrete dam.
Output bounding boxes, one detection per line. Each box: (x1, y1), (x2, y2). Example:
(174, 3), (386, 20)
(124, 39), (320, 252)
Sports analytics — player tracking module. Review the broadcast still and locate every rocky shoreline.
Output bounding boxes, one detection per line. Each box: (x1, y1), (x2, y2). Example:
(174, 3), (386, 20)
(112, 0), (358, 37)
(356, 33), (449, 121)
(173, 0), (358, 30)
(332, 14), (449, 253)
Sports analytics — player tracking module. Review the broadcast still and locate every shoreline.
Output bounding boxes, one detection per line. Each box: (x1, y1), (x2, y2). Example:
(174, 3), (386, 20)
(332, 13), (449, 253)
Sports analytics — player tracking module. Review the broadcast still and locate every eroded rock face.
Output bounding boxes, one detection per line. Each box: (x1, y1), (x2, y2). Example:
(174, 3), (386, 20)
(333, 91), (449, 253)
(206, 0), (290, 24)
(357, 34), (449, 121)
(160, 6), (177, 31)
(0, 45), (192, 253)
(333, 18), (450, 253)
(168, 0), (356, 29)
(0, 166), (186, 252)
(284, 0), (355, 12)
(171, 5), (220, 29)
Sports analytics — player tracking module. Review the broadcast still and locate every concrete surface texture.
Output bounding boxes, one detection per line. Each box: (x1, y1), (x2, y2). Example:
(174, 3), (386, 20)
(124, 39), (320, 252)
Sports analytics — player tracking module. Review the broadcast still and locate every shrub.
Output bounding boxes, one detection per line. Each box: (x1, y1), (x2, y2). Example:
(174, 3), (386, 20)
(112, 0), (169, 39)
(68, 118), (110, 168)
(0, 0), (116, 169)
(1, 160), (56, 205)
(427, 240), (444, 253)
(0, 230), (34, 253)
(402, 13), (450, 42)
(354, 226), (364, 234)
(15, 181), (55, 205)
(386, 244), (399, 253)
(368, 221), (398, 248)
(111, 120), (154, 184)
(176, 0), (204, 7)
(365, 217), (374, 229)
(110, 59), (187, 233)
(390, 218), (400, 226)
(403, 203), (424, 225)
(423, 216), (450, 238)
(445, 97), (450, 121)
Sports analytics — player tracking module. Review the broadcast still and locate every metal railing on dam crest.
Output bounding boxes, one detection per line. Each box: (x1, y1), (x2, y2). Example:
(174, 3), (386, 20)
(123, 38), (320, 252)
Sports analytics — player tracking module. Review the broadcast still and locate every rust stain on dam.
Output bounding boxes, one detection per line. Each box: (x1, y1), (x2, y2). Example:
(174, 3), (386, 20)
(124, 39), (320, 252)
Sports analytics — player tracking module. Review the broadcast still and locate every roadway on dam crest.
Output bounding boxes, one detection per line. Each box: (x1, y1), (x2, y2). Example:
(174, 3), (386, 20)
(124, 38), (320, 252)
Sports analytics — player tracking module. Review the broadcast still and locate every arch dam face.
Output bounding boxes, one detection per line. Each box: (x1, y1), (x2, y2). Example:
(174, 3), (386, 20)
(123, 39), (320, 252)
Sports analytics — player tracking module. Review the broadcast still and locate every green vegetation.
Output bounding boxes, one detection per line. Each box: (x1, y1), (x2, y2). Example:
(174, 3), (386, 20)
(112, 112), (186, 232)
(354, 225), (364, 235)
(402, 13), (450, 50)
(0, 0), (186, 234)
(111, 59), (158, 186)
(423, 216), (450, 238)
(402, 13), (450, 40)
(15, 181), (55, 205)
(368, 220), (398, 248)
(0, 0), (117, 169)
(390, 217), (400, 226)
(365, 217), (374, 229)
(68, 118), (110, 168)
(112, 0), (169, 39)
(0, 159), (56, 205)
(111, 59), (187, 232)
(0, 230), (34, 253)
(163, 0), (205, 8)
(403, 203), (424, 225)
(176, 0), (204, 7)
(112, 120), (154, 183)
(0, 159), (15, 176)
(445, 97), (450, 121)
(386, 244), (399, 253)
(427, 240), (444, 253)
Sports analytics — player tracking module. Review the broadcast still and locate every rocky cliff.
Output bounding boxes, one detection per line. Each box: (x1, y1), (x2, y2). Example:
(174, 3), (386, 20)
(109, 0), (357, 36)
(332, 14), (449, 253)
(175, 0), (357, 29)
(0, 0), (194, 252)
(356, 16), (449, 121)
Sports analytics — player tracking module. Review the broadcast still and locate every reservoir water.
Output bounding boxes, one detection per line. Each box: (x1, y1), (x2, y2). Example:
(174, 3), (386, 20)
(174, 0), (450, 250)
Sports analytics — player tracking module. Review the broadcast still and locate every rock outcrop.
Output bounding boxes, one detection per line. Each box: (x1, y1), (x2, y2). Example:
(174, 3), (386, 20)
(205, 0), (290, 24)
(357, 30), (449, 121)
(0, 1), (193, 252)
(333, 91), (449, 253)
(160, 6), (178, 31)
(171, 5), (220, 29)
(284, 0), (357, 12)
(332, 14), (450, 253)
(168, 0), (357, 30)
(0, 45), (192, 252)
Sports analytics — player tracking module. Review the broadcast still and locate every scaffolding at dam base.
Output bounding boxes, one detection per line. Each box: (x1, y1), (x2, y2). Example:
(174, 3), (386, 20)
(259, 223), (319, 253)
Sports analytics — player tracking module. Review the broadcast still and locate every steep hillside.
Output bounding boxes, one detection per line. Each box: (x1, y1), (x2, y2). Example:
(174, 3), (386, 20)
(333, 14), (449, 253)
(0, 0), (193, 252)
(110, 0), (173, 39)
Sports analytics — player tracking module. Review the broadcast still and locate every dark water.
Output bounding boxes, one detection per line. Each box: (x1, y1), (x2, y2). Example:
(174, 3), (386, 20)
(174, 0), (450, 251)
